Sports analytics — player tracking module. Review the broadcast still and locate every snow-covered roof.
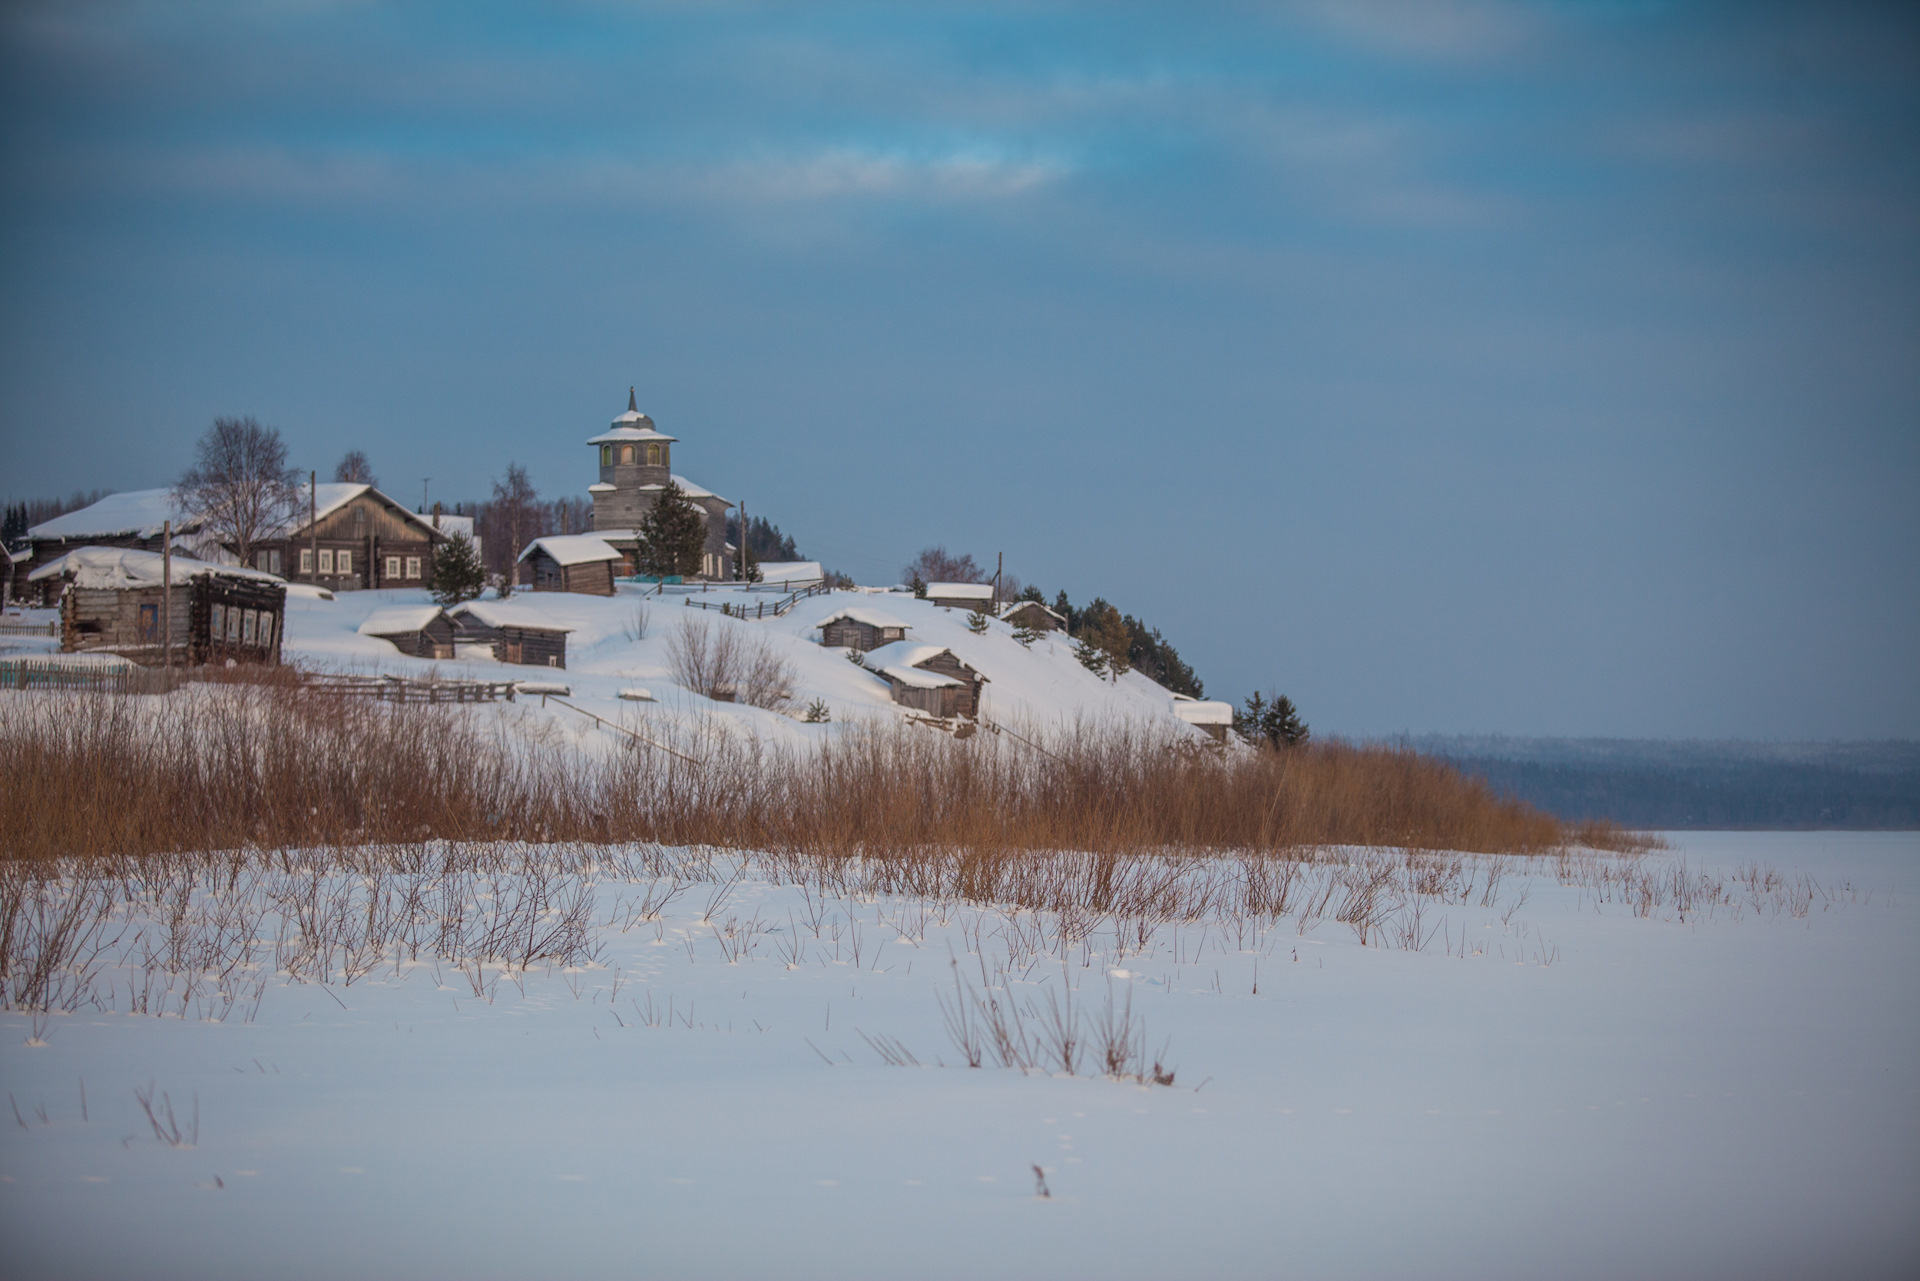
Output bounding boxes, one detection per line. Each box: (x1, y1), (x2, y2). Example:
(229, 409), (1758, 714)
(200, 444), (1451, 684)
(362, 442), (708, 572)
(816, 607), (909, 631)
(1000, 599), (1065, 624)
(450, 598), (574, 633)
(1173, 700), (1236, 726)
(860, 642), (977, 677)
(27, 489), (198, 541)
(755, 561), (824, 584)
(517, 534), (623, 566)
(358, 605), (447, 636)
(925, 582), (994, 600)
(636, 475), (728, 504)
(587, 423), (678, 446)
(27, 546), (283, 589)
(877, 665), (963, 690)
(588, 482), (617, 494)
(430, 514), (475, 539)
(277, 484), (447, 541)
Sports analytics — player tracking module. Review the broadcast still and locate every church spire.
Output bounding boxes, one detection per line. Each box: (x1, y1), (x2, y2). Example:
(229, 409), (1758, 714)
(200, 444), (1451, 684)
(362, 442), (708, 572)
(628, 386), (637, 413)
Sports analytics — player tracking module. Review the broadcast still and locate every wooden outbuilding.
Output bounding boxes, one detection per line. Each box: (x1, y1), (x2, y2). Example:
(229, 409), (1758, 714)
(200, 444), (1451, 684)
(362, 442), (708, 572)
(861, 642), (988, 719)
(29, 546), (286, 666)
(924, 582), (995, 611)
(358, 605), (457, 659)
(450, 599), (572, 668)
(816, 607), (910, 653)
(19, 490), (204, 604)
(1172, 695), (1236, 743)
(516, 535), (622, 596)
(1000, 599), (1065, 632)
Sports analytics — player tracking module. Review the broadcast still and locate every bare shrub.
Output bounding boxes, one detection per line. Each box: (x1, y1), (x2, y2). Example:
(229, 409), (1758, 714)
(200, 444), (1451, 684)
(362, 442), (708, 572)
(666, 614), (793, 709)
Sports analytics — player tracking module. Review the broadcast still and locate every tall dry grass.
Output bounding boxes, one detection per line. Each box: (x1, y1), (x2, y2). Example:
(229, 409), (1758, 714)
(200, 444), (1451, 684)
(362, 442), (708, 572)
(0, 676), (1636, 864)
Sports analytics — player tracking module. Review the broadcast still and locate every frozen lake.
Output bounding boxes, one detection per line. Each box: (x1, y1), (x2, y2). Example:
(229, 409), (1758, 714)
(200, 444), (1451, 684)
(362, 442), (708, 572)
(3, 831), (1915, 1280)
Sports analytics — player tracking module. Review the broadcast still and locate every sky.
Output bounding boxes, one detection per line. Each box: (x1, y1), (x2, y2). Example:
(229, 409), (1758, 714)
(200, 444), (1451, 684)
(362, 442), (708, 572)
(2, 0), (1915, 739)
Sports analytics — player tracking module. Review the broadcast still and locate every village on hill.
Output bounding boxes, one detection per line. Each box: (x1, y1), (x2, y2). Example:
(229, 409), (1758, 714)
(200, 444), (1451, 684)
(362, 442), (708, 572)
(0, 394), (1242, 745)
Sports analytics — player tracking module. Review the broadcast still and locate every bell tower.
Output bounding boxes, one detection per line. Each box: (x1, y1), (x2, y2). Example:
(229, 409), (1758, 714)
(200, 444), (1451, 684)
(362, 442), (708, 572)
(588, 387), (678, 531)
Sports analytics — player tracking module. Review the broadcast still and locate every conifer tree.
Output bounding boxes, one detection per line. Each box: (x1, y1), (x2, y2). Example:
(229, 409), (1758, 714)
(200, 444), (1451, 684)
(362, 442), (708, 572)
(911, 573), (927, 598)
(637, 480), (707, 578)
(966, 607), (991, 634)
(430, 531), (486, 605)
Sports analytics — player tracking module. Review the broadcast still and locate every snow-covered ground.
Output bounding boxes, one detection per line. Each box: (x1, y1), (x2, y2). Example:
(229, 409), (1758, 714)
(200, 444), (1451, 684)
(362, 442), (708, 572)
(282, 582), (1215, 743)
(3, 831), (1915, 1280)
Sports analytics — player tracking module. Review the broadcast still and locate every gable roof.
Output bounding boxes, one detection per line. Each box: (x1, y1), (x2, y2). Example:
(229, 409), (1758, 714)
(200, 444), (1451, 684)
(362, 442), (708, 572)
(27, 489), (199, 541)
(860, 641), (984, 681)
(27, 546), (283, 589)
(1000, 599), (1066, 624)
(816, 606), (910, 631)
(277, 484), (448, 541)
(517, 534), (623, 566)
(449, 599), (574, 633)
(925, 582), (994, 600)
(358, 605), (448, 636)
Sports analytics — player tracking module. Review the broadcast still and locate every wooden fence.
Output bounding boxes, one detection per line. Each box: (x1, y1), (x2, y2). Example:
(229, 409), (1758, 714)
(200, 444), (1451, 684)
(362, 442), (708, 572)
(683, 581), (830, 620)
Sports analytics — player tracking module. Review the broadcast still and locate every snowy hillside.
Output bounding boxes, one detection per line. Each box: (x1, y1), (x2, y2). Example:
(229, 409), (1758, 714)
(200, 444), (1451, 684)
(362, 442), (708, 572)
(284, 582), (1221, 746)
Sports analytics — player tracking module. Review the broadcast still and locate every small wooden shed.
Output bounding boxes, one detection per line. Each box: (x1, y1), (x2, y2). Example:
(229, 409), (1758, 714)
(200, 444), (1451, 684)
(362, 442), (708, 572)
(816, 607), (910, 653)
(358, 604), (457, 659)
(924, 582), (995, 611)
(517, 535), (622, 597)
(29, 546), (287, 667)
(1172, 696), (1236, 743)
(450, 599), (572, 668)
(861, 642), (988, 719)
(999, 599), (1065, 633)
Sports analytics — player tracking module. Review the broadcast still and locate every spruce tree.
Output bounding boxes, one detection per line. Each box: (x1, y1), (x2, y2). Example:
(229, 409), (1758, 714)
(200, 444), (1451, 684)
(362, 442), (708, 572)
(637, 480), (707, 578)
(911, 573), (927, 598)
(966, 607), (991, 634)
(430, 531), (487, 605)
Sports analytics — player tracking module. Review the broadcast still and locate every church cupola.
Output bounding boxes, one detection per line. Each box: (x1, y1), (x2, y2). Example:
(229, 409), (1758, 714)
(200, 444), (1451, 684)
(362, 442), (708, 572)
(587, 387), (680, 531)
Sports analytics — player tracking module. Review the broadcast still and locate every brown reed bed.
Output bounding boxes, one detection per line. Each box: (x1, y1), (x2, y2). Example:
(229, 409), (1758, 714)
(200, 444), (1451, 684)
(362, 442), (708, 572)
(0, 675), (1641, 864)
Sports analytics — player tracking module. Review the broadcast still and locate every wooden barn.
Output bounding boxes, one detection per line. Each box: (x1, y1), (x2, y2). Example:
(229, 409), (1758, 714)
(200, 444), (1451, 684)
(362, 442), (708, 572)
(816, 606), (910, 653)
(358, 605), (457, 659)
(18, 490), (205, 604)
(449, 599), (572, 668)
(516, 535), (622, 596)
(28, 546), (286, 666)
(860, 642), (988, 719)
(1171, 695), (1236, 743)
(924, 582), (995, 612)
(1000, 599), (1065, 632)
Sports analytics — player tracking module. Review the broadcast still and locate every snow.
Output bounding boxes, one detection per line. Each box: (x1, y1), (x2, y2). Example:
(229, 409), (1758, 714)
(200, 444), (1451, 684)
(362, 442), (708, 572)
(355, 605), (446, 636)
(449, 598), (576, 633)
(814, 606), (910, 631)
(3, 832), (1914, 1280)
(637, 475), (727, 503)
(926, 581), (995, 600)
(516, 534), (622, 567)
(755, 561), (825, 584)
(27, 546), (283, 590)
(1172, 699), (1235, 726)
(877, 663), (964, 689)
(26, 489), (195, 540)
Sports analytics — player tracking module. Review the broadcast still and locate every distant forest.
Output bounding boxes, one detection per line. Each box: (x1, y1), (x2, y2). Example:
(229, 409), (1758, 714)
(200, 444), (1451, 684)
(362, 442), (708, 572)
(1412, 736), (1920, 830)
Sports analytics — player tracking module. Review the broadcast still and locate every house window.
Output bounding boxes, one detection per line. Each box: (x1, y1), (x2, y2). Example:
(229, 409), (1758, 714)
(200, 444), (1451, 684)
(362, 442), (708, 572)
(259, 613), (275, 650)
(385, 555), (401, 580)
(256, 550), (272, 572)
(241, 610), (258, 646)
(209, 603), (224, 639)
(138, 603), (158, 642)
(406, 556), (421, 579)
(601, 445), (612, 466)
(226, 606), (242, 644)
(337, 550), (352, 575)
(318, 549), (334, 574)
(647, 443), (660, 465)
(271, 549), (282, 575)
(300, 548), (313, 574)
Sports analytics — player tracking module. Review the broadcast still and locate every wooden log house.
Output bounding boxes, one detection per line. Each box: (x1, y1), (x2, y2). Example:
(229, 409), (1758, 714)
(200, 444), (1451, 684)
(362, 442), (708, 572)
(259, 483), (450, 593)
(449, 599), (572, 668)
(29, 546), (287, 666)
(358, 605), (458, 659)
(516, 535), (622, 596)
(999, 599), (1065, 633)
(860, 642), (988, 719)
(924, 582), (996, 612)
(815, 607), (910, 653)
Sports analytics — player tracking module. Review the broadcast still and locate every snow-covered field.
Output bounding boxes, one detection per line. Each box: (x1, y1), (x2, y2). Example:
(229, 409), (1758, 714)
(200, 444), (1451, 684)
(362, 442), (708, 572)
(3, 831), (1915, 1280)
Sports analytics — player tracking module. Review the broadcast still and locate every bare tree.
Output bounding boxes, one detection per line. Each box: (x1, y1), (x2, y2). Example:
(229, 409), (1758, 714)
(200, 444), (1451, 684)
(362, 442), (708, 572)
(334, 450), (377, 487)
(486, 463), (542, 592)
(903, 545), (985, 585)
(175, 416), (301, 567)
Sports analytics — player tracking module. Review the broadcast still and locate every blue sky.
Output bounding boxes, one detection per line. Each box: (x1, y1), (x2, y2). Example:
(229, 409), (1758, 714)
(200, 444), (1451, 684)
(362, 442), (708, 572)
(3, 1), (1915, 738)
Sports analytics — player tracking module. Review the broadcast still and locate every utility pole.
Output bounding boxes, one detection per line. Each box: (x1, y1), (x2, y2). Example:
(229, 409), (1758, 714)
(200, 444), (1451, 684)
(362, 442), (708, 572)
(161, 519), (173, 670)
(421, 477), (431, 514)
(309, 472), (318, 584)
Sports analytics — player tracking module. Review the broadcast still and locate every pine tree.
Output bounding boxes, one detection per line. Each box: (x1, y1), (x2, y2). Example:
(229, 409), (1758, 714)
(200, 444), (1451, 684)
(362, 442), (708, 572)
(637, 480), (707, 578)
(1235, 692), (1268, 746)
(430, 531), (487, 605)
(966, 607), (991, 634)
(1074, 637), (1110, 679)
(1076, 598), (1131, 678)
(911, 573), (927, 598)
(1012, 624), (1041, 648)
(1267, 695), (1310, 748)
